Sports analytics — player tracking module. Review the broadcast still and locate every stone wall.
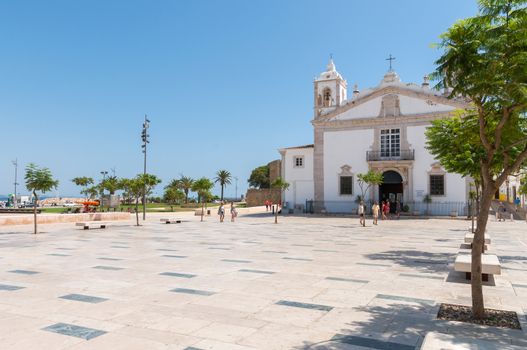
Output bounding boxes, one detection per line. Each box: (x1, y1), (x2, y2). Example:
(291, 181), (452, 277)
(268, 159), (282, 183)
(245, 188), (281, 207)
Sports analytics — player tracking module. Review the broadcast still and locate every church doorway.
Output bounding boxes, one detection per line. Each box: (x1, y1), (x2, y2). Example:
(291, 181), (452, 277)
(379, 170), (403, 213)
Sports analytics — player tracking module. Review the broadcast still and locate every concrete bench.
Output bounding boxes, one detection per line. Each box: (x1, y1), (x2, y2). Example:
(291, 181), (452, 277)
(454, 254), (501, 281)
(75, 222), (109, 230)
(160, 218), (182, 224)
(464, 233), (491, 244)
(421, 331), (524, 350)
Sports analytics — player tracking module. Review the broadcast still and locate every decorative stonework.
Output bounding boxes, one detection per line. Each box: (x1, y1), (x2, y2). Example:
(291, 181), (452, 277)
(379, 94), (401, 117)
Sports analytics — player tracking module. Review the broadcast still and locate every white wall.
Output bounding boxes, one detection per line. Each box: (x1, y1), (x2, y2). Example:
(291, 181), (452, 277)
(398, 95), (456, 115)
(323, 129), (374, 202)
(282, 148), (314, 207)
(408, 125), (466, 202)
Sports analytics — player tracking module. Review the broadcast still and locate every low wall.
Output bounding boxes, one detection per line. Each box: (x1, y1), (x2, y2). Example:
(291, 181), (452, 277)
(246, 188), (281, 207)
(0, 212), (131, 226)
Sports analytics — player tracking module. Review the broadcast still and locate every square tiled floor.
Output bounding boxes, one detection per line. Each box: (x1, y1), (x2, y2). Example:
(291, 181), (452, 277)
(0, 211), (526, 349)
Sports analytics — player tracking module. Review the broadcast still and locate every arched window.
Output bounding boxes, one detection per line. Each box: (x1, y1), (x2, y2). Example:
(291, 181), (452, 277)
(323, 88), (332, 107)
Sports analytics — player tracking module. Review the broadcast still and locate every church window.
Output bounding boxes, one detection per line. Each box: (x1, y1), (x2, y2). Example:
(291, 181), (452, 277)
(323, 88), (332, 107)
(339, 176), (353, 195)
(430, 175), (445, 196)
(293, 156), (304, 168)
(380, 129), (400, 158)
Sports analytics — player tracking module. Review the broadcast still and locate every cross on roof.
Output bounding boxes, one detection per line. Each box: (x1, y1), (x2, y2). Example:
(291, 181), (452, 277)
(386, 54), (396, 71)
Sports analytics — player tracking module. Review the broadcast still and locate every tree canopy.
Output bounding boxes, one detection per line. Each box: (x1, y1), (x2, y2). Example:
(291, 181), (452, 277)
(248, 165), (270, 189)
(428, 0), (527, 319)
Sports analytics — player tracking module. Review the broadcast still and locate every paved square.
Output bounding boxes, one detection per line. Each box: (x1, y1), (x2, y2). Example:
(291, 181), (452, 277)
(0, 211), (526, 349)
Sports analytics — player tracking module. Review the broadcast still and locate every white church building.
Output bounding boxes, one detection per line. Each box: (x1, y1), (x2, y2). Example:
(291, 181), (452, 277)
(279, 58), (472, 215)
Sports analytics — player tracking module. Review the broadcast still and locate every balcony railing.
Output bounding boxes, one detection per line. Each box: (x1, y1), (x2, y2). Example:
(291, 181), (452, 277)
(366, 149), (415, 161)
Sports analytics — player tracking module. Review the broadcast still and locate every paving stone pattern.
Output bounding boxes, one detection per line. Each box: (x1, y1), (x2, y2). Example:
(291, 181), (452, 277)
(0, 212), (526, 349)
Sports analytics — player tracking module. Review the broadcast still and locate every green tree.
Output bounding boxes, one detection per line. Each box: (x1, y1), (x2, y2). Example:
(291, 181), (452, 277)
(427, 0), (527, 319)
(25, 163), (59, 234)
(138, 174), (161, 219)
(271, 177), (290, 224)
(191, 177), (214, 222)
(100, 176), (121, 195)
(164, 187), (185, 210)
(357, 170), (384, 203)
(124, 174), (161, 225)
(177, 176), (194, 204)
(71, 177), (94, 199)
(214, 170), (232, 201)
(248, 165), (270, 189)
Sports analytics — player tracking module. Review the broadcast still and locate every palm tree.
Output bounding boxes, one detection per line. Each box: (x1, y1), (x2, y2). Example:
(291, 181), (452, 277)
(101, 176), (120, 195)
(191, 177), (214, 222)
(25, 163), (59, 234)
(214, 170), (232, 201)
(271, 177), (290, 224)
(178, 176), (194, 203)
(71, 177), (94, 200)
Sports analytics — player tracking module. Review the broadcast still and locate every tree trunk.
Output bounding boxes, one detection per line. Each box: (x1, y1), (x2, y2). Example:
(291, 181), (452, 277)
(185, 190), (189, 204)
(220, 185), (224, 202)
(33, 191), (38, 234)
(471, 186), (494, 319)
(201, 200), (204, 222)
(274, 206), (278, 224)
(135, 199), (140, 226)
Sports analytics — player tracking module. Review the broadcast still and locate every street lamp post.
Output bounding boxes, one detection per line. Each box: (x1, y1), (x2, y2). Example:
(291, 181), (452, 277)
(12, 159), (18, 208)
(141, 115), (150, 220)
(100, 171), (108, 211)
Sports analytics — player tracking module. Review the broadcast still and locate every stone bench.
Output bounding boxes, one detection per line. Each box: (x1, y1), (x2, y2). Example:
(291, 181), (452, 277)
(421, 331), (524, 350)
(464, 233), (491, 244)
(454, 254), (501, 282)
(75, 222), (109, 230)
(160, 218), (182, 224)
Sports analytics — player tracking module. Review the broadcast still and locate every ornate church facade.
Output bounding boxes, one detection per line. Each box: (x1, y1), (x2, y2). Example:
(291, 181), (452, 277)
(279, 59), (473, 214)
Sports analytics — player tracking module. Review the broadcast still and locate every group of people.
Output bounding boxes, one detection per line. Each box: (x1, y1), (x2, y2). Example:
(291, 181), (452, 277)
(358, 200), (401, 226)
(217, 201), (238, 223)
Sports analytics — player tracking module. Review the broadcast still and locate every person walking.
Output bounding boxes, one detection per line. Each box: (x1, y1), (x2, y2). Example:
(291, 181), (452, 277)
(384, 200), (391, 220)
(372, 201), (380, 225)
(265, 200), (269, 211)
(218, 202), (225, 223)
(358, 201), (366, 227)
(230, 201), (237, 222)
(395, 200), (401, 219)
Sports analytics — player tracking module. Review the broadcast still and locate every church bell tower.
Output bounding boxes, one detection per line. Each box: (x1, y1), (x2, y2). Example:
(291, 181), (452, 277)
(314, 57), (347, 118)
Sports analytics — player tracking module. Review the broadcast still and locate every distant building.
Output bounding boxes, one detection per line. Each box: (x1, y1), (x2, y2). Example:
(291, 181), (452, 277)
(280, 58), (473, 214)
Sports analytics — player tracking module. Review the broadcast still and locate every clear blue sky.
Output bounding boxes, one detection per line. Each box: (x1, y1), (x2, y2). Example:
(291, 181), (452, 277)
(0, 0), (479, 198)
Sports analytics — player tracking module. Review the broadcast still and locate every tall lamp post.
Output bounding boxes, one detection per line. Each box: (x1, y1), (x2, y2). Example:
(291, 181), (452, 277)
(141, 115), (150, 220)
(12, 159), (18, 208)
(100, 171), (108, 211)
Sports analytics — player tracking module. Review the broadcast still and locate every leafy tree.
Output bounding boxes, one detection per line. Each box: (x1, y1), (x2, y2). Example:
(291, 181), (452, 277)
(137, 174), (161, 219)
(271, 177), (289, 224)
(214, 170), (232, 201)
(191, 177), (214, 222)
(71, 177), (94, 199)
(178, 176), (194, 203)
(100, 176), (120, 195)
(25, 163), (59, 234)
(124, 174), (161, 225)
(118, 178), (133, 205)
(164, 187), (185, 210)
(519, 176), (527, 195)
(248, 165), (270, 189)
(428, 0), (527, 319)
(422, 194), (432, 216)
(357, 170), (384, 202)
(85, 186), (99, 201)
